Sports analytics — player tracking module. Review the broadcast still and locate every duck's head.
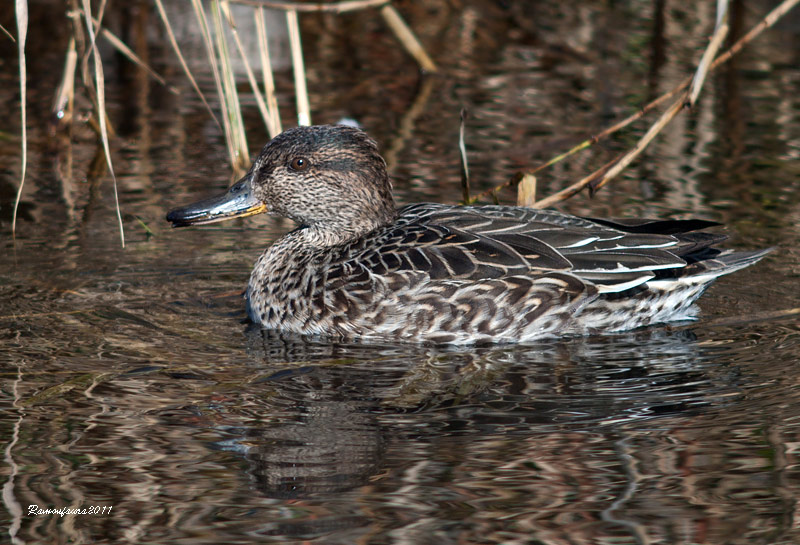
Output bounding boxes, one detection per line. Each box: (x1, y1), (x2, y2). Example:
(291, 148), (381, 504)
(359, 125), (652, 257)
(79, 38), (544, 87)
(166, 125), (396, 240)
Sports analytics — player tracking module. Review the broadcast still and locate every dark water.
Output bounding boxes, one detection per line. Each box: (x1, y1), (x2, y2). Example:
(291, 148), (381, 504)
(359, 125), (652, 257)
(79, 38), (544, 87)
(2, 1), (800, 544)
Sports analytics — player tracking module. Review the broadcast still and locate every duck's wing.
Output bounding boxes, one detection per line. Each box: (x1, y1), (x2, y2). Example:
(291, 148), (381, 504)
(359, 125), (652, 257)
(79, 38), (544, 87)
(330, 204), (728, 294)
(369, 205), (724, 292)
(351, 204), (568, 281)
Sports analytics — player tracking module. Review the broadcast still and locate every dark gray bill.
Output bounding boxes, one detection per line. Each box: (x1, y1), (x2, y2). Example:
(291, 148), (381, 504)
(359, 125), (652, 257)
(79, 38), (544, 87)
(166, 174), (266, 227)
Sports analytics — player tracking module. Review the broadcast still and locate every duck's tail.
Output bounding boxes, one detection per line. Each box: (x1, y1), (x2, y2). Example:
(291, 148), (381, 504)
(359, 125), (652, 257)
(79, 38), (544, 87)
(660, 247), (773, 284)
(568, 248), (772, 335)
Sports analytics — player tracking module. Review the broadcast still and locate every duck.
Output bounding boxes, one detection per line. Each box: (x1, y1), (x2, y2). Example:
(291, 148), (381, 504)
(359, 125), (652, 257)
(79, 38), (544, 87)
(166, 124), (769, 344)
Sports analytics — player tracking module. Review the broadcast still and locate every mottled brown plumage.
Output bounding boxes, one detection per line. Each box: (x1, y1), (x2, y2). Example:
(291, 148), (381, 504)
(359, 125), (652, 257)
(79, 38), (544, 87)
(167, 124), (769, 344)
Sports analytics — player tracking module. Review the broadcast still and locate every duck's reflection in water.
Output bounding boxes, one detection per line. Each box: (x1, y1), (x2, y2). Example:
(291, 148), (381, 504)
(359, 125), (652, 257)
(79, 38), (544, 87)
(206, 325), (738, 504)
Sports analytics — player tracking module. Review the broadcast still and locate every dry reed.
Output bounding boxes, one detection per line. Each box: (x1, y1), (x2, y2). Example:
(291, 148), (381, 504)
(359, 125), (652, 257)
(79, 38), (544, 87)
(11, 0), (28, 239)
(154, 0), (221, 128)
(12, 1), (439, 243)
(286, 9), (310, 126)
(459, 109), (470, 204)
(475, 0), (800, 206)
(255, 7), (282, 137)
(212, 0), (249, 169)
(81, 0), (125, 246)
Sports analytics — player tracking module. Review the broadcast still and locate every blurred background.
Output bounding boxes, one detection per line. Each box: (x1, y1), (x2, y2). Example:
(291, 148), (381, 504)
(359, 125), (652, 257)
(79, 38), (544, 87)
(1, 1), (800, 544)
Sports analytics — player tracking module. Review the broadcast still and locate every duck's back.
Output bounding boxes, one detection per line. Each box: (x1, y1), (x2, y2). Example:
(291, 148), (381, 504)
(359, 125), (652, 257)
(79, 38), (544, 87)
(249, 203), (768, 343)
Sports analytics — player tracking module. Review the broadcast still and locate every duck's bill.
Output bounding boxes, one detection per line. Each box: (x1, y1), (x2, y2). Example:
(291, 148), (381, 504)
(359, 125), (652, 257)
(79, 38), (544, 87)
(166, 174), (266, 227)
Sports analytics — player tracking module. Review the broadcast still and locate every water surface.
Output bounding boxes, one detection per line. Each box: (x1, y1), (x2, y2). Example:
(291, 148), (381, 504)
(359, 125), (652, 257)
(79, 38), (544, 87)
(2, 1), (800, 543)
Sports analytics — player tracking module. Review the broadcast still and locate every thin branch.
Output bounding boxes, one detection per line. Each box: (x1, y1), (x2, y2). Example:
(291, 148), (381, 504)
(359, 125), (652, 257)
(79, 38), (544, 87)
(526, 153), (615, 208)
(534, 6), (730, 208)
(81, 0), (125, 247)
(379, 4), (437, 72)
(92, 15), (177, 92)
(0, 22), (15, 42)
(93, 0), (107, 31)
(471, 0), (800, 204)
(533, 5), (734, 208)
(226, 0), (389, 13)
(688, 0), (728, 106)
(707, 0), (799, 69)
(154, 0), (221, 130)
(532, 11), (734, 210)
(467, 84), (684, 204)
(533, 99), (685, 209)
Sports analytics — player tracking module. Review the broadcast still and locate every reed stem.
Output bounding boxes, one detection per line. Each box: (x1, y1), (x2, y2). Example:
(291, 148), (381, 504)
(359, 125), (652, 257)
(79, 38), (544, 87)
(255, 6), (282, 137)
(11, 0), (28, 239)
(286, 9), (311, 126)
(379, 4), (437, 72)
(473, 0), (800, 205)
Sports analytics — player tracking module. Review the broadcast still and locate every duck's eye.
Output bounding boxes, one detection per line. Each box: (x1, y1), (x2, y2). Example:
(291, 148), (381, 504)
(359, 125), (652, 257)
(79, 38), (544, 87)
(290, 157), (309, 171)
